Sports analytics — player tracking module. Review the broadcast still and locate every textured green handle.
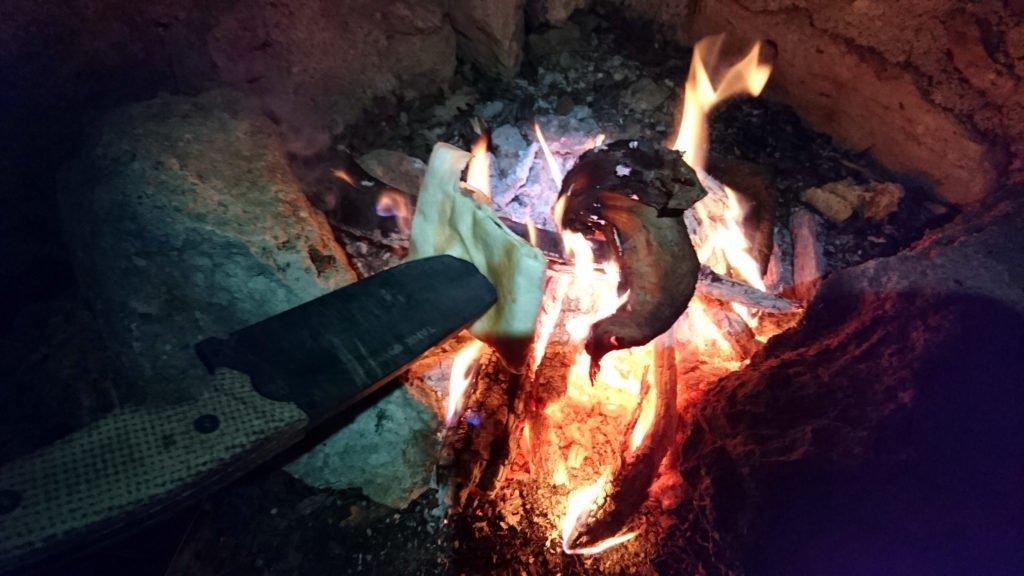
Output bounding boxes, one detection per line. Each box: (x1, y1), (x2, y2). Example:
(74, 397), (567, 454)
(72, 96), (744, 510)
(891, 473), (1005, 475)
(0, 369), (307, 572)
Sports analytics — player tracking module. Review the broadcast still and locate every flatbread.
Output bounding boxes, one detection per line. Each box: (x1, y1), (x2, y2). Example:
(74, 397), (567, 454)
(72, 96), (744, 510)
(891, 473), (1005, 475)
(408, 143), (546, 371)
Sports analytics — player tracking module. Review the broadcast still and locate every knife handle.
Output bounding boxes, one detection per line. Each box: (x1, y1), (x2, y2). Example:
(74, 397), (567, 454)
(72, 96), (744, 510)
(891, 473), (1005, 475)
(0, 369), (307, 573)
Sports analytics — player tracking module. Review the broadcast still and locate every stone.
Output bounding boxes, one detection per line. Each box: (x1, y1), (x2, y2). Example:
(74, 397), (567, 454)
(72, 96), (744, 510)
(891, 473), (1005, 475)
(662, 197), (1024, 573)
(802, 179), (904, 222)
(59, 90), (358, 402)
(59, 91), (440, 508)
(624, 78), (673, 112)
(801, 184), (855, 222)
(623, 0), (1024, 204)
(450, 0), (526, 77)
(284, 385), (440, 509)
(356, 150), (427, 196)
(527, 0), (591, 26)
(859, 181), (903, 220)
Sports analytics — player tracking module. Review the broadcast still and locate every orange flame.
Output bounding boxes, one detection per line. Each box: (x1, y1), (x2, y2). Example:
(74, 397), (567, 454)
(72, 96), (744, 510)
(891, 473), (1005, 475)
(446, 339), (484, 426)
(671, 34), (772, 170)
(561, 473), (637, 555)
(466, 134), (491, 197)
(670, 34), (775, 352)
(375, 189), (412, 235)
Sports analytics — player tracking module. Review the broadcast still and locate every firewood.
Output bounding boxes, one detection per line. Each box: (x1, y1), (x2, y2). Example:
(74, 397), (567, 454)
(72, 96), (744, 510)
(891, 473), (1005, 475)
(764, 225), (794, 295)
(790, 208), (827, 302)
(699, 297), (761, 359)
(696, 266), (801, 313)
(439, 348), (523, 510)
(563, 335), (679, 550)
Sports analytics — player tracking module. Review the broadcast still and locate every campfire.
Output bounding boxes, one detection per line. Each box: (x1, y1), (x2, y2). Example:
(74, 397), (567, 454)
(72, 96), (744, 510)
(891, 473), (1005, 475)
(383, 34), (809, 561)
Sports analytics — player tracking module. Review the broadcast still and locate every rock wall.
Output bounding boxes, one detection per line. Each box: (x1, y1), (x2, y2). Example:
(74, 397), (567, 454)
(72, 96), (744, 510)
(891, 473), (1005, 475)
(59, 90), (359, 402)
(0, 0), (456, 151)
(661, 198), (1024, 574)
(617, 0), (1024, 205)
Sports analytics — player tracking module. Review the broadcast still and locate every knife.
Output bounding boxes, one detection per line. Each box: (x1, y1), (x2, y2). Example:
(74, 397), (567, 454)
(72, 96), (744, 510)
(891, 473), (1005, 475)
(0, 255), (496, 573)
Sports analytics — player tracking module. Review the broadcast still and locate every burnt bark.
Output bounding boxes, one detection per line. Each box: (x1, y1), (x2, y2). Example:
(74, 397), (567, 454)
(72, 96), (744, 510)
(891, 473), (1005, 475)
(565, 336), (679, 550)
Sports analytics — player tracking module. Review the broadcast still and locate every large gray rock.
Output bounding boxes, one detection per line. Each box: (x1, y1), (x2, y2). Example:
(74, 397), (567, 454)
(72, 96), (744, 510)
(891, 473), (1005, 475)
(661, 198), (1024, 574)
(284, 385), (441, 508)
(450, 0), (526, 77)
(60, 90), (358, 402)
(60, 90), (443, 509)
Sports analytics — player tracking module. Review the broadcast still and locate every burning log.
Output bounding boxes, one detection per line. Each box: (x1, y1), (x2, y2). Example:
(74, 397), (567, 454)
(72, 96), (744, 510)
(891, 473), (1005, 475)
(696, 266), (800, 314)
(698, 297), (761, 359)
(764, 225), (795, 295)
(440, 348), (524, 509)
(563, 335), (679, 552)
(790, 208), (827, 302)
(558, 140), (705, 373)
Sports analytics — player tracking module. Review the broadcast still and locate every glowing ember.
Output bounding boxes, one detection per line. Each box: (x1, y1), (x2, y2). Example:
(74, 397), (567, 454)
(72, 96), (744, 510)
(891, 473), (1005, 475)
(446, 339), (484, 426)
(466, 134), (491, 197)
(562, 473), (637, 555)
(375, 189), (412, 235)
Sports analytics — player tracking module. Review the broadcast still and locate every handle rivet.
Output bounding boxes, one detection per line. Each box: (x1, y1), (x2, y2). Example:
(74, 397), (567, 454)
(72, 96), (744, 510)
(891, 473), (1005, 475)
(0, 489), (21, 515)
(193, 414), (220, 434)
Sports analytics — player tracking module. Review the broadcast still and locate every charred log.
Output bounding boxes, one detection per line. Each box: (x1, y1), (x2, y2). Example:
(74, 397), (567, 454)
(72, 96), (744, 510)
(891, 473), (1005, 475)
(440, 348), (524, 510)
(564, 336), (679, 550)
(697, 267), (801, 314)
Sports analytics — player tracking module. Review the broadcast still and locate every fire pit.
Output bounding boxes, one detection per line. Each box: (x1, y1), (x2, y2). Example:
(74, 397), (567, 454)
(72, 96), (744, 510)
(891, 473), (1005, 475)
(2, 1), (1022, 575)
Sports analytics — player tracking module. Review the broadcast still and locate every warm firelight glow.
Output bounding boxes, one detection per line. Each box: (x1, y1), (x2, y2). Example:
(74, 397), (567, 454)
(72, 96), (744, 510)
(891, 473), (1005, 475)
(375, 189), (413, 235)
(467, 134), (491, 197)
(446, 339), (484, 426)
(671, 34), (772, 169)
(628, 369), (656, 453)
(561, 473), (637, 555)
(671, 34), (778, 353)
(546, 227), (652, 554)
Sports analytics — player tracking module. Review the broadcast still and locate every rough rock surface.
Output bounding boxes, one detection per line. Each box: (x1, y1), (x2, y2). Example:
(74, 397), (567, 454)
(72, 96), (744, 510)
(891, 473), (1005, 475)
(284, 384), (441, 509)
(450, 0), (527, 77)
(661, 197), (1024, 574)
(620, 0), (1024, 204)
(527, 0), (592, 26)
(2, 0), (456, 154)
(59, 90), (440, 508)
(60, 90), (357, 401)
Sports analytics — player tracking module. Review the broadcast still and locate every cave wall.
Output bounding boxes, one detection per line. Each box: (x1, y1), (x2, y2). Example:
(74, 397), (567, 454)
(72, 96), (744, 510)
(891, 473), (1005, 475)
(617, 0), (1024, 205)
(0, 0), (457, 154)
